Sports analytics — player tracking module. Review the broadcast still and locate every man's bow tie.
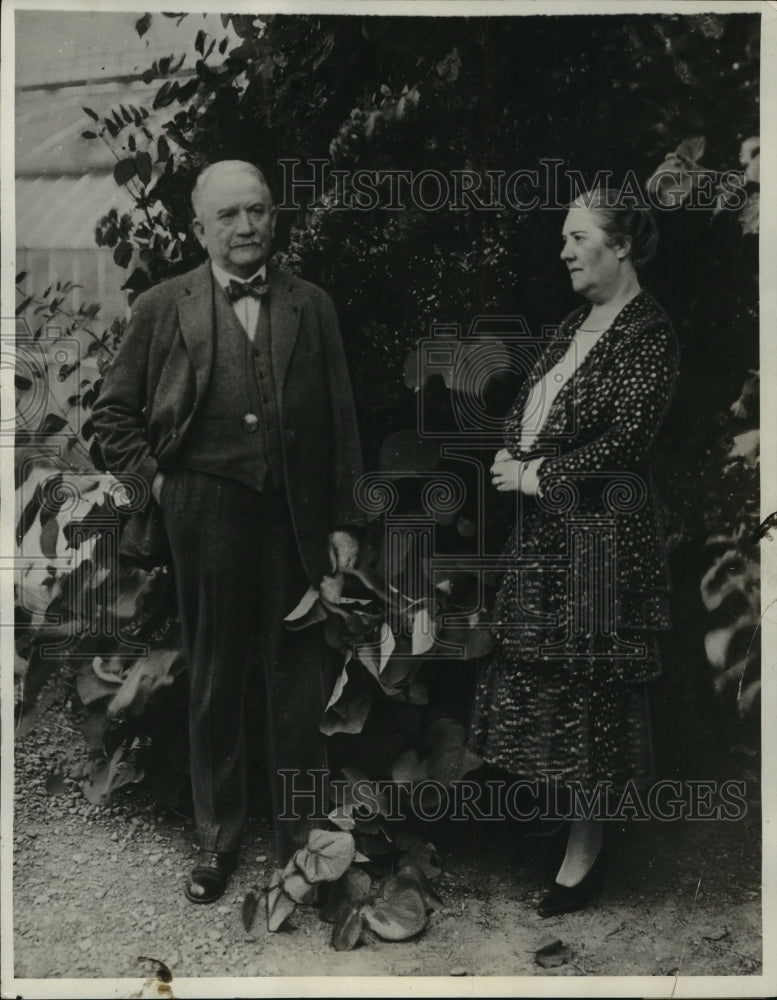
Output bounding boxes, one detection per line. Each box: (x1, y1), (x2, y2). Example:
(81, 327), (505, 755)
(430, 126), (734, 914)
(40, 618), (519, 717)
(225, 276), (269, 302)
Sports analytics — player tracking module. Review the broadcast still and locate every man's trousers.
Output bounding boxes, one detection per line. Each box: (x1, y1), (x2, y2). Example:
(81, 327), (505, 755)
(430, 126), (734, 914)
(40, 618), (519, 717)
(160, 468), (331, 862)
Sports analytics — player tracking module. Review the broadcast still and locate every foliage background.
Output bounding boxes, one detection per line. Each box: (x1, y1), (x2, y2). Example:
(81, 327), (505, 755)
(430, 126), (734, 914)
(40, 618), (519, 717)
(14, 11), (761, 813)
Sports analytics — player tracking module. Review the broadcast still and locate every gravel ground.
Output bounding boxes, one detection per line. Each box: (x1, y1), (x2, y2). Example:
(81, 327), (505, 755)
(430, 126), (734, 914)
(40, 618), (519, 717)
(11, 696), (763, 987)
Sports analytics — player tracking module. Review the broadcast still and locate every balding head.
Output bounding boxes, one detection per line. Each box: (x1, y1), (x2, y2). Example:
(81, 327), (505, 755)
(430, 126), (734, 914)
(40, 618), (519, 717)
(191, 160), (272, 217)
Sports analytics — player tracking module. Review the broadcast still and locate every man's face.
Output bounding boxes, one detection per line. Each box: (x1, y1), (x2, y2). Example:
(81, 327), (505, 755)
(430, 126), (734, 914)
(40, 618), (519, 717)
(193, 167), (277, 278)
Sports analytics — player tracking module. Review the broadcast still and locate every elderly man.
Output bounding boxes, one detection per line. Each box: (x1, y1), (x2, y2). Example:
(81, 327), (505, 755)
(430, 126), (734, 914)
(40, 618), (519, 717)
(92, 159), (362, 903)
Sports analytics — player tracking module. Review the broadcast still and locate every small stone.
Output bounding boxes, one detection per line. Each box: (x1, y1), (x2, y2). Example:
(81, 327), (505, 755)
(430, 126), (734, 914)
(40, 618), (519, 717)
(701, 926), (730, 941)
(450, 966), (467, 976)
(537, 935), (563, 955)
(207, 929), (223, 942)
(110, 832), (119, 842)
(72, 854), (85, 864)
(94, 888), (107, 900)
(78, 937), (93, 953)
(256, 854), (267, 863)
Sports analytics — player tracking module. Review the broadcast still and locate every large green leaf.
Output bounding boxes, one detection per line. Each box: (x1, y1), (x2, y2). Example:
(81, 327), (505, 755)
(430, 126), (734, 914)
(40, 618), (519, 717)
(363, 879), (428, 941)
(329, 530), (361, 573)
(397, 843), (443, 880)
(392, 747), (426, 785)
(411, 607), (435, 655)
(331, 903), (366, 951)
(76, 660), (121, 705)
(266, 869), (296, 932)
(320, 681), (372, 737)
(396, 862), (442, 907)
(242, 890), (260, 932)
(378, 655), (417, 691)
(320, 868), (372, 923)
(285, 586), (327, 630)
(293, 829), (355, 884)
(107, 648), (183, 717)
(357, 622), (395, 679)
(700, 548), (758, 612)
(281, 857), (318, 904)
(82, 744), (143, 805)
(324, 656), (352, 711)
(334, 768), (391, 820)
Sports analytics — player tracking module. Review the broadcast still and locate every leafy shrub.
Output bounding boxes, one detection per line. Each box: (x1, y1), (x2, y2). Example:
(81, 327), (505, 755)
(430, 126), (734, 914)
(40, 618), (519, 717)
(243, 826), (442, 949)
(699, 372), (760, 719)
(14, 278), (187, 804)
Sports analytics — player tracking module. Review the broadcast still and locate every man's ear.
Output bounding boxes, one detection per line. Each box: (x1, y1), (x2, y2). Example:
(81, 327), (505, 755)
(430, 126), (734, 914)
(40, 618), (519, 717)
(192, 217), (207, 249)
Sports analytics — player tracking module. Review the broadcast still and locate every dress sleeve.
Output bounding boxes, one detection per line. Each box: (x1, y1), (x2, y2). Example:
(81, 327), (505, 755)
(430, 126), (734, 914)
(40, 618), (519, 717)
(537, 319), (678, 483)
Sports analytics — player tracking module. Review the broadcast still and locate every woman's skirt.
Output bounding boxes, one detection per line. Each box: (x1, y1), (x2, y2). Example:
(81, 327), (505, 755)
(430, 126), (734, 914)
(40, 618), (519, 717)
(467, 641), (660, 796)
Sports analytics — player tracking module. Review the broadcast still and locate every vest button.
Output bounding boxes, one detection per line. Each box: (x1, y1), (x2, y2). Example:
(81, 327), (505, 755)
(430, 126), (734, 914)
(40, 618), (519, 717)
(242, 413), (260, 433)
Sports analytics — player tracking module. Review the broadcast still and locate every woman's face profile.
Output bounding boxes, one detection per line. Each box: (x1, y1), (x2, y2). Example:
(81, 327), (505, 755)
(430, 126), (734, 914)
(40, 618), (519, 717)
(560, 206), (624, 303)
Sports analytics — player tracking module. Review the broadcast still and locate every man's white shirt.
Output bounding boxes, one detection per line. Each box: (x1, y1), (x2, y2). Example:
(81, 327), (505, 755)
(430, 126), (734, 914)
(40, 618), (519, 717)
(211, 261), (266, 341)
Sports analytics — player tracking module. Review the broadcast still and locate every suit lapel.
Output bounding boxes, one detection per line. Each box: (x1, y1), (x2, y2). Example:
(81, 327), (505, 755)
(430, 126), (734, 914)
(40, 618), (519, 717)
(176, 262), (215, 402)
(267, 265), (303, 403)
(174, 261), (304, 406)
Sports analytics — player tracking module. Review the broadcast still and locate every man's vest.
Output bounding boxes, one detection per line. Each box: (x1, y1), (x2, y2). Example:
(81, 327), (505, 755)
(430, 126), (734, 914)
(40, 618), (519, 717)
(175, 282), (283, 490)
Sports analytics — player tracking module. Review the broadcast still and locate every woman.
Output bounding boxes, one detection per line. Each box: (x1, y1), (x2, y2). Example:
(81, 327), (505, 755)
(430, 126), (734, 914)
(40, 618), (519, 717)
(469, 188), (679, 916)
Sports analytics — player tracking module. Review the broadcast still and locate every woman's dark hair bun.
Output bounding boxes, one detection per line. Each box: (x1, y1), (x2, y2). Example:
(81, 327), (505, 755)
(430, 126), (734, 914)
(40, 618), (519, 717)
(571, 187), (658, 268)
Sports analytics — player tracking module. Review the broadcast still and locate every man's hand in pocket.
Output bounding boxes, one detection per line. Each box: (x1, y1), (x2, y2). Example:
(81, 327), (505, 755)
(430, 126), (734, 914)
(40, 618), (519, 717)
(152, 471), (166, 505)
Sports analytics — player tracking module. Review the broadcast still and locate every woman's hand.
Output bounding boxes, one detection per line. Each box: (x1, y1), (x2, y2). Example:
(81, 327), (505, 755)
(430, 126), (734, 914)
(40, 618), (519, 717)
(490, 455), (544, 495)
(490, 457), (523, 492)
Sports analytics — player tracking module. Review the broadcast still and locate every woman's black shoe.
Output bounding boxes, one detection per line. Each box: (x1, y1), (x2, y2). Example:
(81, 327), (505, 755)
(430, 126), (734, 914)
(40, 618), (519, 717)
(537, 852), (605, 917)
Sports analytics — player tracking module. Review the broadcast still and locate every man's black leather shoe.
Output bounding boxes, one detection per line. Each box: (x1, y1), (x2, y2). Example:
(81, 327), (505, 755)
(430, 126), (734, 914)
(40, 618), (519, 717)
(185, 850), (238, 904)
